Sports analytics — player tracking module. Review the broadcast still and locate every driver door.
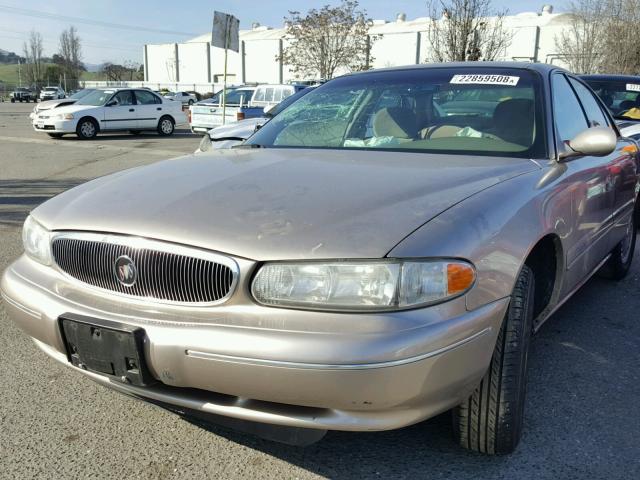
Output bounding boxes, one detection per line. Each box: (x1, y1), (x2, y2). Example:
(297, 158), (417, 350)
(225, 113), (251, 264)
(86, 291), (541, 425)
(552, 73), (624, 292)
(103, 90), (137, 130)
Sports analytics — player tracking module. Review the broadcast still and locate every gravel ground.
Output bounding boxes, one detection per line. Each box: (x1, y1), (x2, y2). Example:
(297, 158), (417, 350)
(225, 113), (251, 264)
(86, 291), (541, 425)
(1, 102), (639, 479)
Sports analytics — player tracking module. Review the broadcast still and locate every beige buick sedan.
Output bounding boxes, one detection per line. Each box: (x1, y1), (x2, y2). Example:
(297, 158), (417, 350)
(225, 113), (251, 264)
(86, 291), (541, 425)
(2, 63), (638, 454)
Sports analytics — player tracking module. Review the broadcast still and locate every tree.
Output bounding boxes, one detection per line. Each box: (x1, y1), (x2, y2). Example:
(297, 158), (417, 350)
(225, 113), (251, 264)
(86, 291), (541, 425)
(22, 30), (44, 85)
(44, 64), (64, 85)
(101, 61), (141, 81)
(426, 0), (511, 62)
(279, 0), (375, 80)
(58, 26), (83, 88)
(599, 0), (640, 74)
(554, 0), (606, 74)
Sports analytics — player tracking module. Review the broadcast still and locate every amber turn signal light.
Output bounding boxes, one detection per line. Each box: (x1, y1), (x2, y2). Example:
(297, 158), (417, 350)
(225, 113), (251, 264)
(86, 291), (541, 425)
(447, 263), (476, 295)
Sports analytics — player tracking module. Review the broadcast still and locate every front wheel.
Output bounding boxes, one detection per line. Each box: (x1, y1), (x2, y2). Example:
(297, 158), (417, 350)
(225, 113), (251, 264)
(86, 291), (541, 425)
(157, 116), (175, 136)
(452, 265), (535, 455)
(76, 118), (98, 139)
(188, 99), (194, 105)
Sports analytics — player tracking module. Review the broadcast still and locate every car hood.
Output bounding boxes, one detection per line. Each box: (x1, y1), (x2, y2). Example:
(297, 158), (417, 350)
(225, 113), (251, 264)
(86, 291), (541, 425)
(36, 98), (77, 111)
(33, 149), (539, 260)
(208, 118), (267, 140)
(46, 103), (100, 115)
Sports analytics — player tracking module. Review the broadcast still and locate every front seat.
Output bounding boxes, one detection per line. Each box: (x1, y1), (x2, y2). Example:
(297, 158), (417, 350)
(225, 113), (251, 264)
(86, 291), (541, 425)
(492, 98), (535, 146)
(372, 107), (418, 138)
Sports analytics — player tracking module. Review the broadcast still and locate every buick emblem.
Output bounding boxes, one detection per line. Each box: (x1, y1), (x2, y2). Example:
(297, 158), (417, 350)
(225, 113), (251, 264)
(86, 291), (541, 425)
(114, 255), (137, 287)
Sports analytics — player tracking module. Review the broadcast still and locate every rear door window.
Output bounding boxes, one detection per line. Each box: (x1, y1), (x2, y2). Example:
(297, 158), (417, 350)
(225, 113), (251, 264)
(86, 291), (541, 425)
(135, 90), (161, 105)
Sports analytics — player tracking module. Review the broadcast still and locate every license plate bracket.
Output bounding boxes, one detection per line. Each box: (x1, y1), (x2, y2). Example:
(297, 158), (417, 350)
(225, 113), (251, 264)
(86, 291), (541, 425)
(59, 314), (156, 387)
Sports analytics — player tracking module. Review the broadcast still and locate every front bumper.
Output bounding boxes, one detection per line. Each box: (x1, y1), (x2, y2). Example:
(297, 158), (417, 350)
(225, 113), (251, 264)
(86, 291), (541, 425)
(32, 119), (76, 133)
(1, 255), (508, 431)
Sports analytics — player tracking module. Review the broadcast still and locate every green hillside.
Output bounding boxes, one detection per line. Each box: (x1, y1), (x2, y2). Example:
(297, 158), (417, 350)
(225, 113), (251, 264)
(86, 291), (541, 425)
(0, 63), (107, 85)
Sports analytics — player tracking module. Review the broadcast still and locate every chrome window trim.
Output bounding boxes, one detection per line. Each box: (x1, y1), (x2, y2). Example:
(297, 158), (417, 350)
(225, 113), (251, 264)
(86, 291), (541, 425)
(49, 231), (240, 307)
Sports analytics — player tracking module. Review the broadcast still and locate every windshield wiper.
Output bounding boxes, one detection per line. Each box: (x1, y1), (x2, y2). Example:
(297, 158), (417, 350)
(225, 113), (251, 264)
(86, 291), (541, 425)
(232, 143), (265, 149)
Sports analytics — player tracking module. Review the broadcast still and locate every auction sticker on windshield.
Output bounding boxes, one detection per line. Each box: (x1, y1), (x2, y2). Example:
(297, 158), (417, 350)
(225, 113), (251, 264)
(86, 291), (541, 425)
(450, 74), (520, 86)
(626, 84), (640, 92)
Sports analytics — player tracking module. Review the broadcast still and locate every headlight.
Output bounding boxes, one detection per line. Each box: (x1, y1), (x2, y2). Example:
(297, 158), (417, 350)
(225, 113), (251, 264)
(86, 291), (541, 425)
(251, 259), (475, 311)
(22, 215), (52, 265)
(55, 113), (74, 120)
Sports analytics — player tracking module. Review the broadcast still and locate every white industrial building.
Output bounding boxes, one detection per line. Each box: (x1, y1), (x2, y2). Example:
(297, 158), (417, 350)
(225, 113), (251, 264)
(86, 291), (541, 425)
(86, 5), (574, 93)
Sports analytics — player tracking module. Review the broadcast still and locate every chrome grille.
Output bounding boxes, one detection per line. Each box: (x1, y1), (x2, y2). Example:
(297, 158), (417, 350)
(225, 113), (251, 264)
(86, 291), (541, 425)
(51, 234), (237, 304)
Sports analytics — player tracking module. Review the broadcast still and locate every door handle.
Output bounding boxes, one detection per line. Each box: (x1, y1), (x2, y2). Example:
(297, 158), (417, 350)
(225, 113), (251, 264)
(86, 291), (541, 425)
(129, 108), (135, 112)
(156, 107), (162, 111)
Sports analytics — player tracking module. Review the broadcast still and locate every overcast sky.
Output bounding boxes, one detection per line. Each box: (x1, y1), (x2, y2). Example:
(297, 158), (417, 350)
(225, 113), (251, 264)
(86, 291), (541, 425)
(0, 0), (559, 65)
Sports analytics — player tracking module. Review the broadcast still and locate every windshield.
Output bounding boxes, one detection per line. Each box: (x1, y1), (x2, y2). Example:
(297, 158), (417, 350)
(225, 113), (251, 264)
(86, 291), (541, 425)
(75, 89), (115, 106)
(582, 78), (640, 119)
(44, 87), (57, 91)
(246, 68), (545, 158)
(70, 89), (93, 99)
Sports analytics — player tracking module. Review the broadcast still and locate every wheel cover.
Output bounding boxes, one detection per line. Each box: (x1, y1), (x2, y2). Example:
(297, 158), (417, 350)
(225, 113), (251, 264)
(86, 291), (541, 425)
(161, 119), (173, 134)
(81, 121), (95, 137)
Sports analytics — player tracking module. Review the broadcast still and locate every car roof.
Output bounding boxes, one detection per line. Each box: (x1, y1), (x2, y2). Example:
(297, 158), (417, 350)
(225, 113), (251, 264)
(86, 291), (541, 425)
(95, 87), (158, 92)
(343, 61), (567, 77)
(580, 74), (640, 82)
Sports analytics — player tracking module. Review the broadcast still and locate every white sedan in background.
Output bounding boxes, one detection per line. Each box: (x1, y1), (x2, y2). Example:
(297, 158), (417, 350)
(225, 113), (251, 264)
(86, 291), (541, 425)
(39, 86), (65, 101)
(32, 88), (186, 139)
(164, 91), (197, 105)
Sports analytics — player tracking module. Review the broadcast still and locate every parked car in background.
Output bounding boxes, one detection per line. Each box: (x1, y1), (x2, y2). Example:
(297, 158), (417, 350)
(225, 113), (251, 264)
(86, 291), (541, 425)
(39, 86), (66, 101)
(30, 88), (95, 120)
(189, 86), (256, 133)
(197, 87), (317, 151)
(3, 63), (637, 455)
(10, 87), (36, 102)
(235, 85), (298, 121)
(32, 88), (186, 139)
(250, 84), (304, 109)
(581, 74), (640, 140)
(164, 91), (197, 105)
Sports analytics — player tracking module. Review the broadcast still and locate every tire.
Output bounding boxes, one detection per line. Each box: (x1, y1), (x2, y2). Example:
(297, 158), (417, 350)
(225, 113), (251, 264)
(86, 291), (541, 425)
(10, 98), (15, 103)
(188, 99), (194, 105)
(452, 265), (535, 455)
(76, 117), (98, 139)
(157, 116), (175, 136)
(47, 133), (64, 138)
(598, 205), (637, 280)
(129, 130), (142, 135)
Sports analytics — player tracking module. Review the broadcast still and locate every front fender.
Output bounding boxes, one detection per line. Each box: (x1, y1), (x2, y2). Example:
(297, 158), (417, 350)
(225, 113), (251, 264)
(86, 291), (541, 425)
(388, 166), (569, 311)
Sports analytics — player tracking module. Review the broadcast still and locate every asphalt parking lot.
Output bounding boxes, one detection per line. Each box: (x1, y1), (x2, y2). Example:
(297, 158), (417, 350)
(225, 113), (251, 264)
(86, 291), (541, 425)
(1, 101), (639, 479)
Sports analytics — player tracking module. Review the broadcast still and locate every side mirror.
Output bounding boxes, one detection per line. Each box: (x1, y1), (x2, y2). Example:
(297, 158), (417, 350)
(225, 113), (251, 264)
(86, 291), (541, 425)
(559, 126), (617, 160)
(105, 100), (117, 107)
